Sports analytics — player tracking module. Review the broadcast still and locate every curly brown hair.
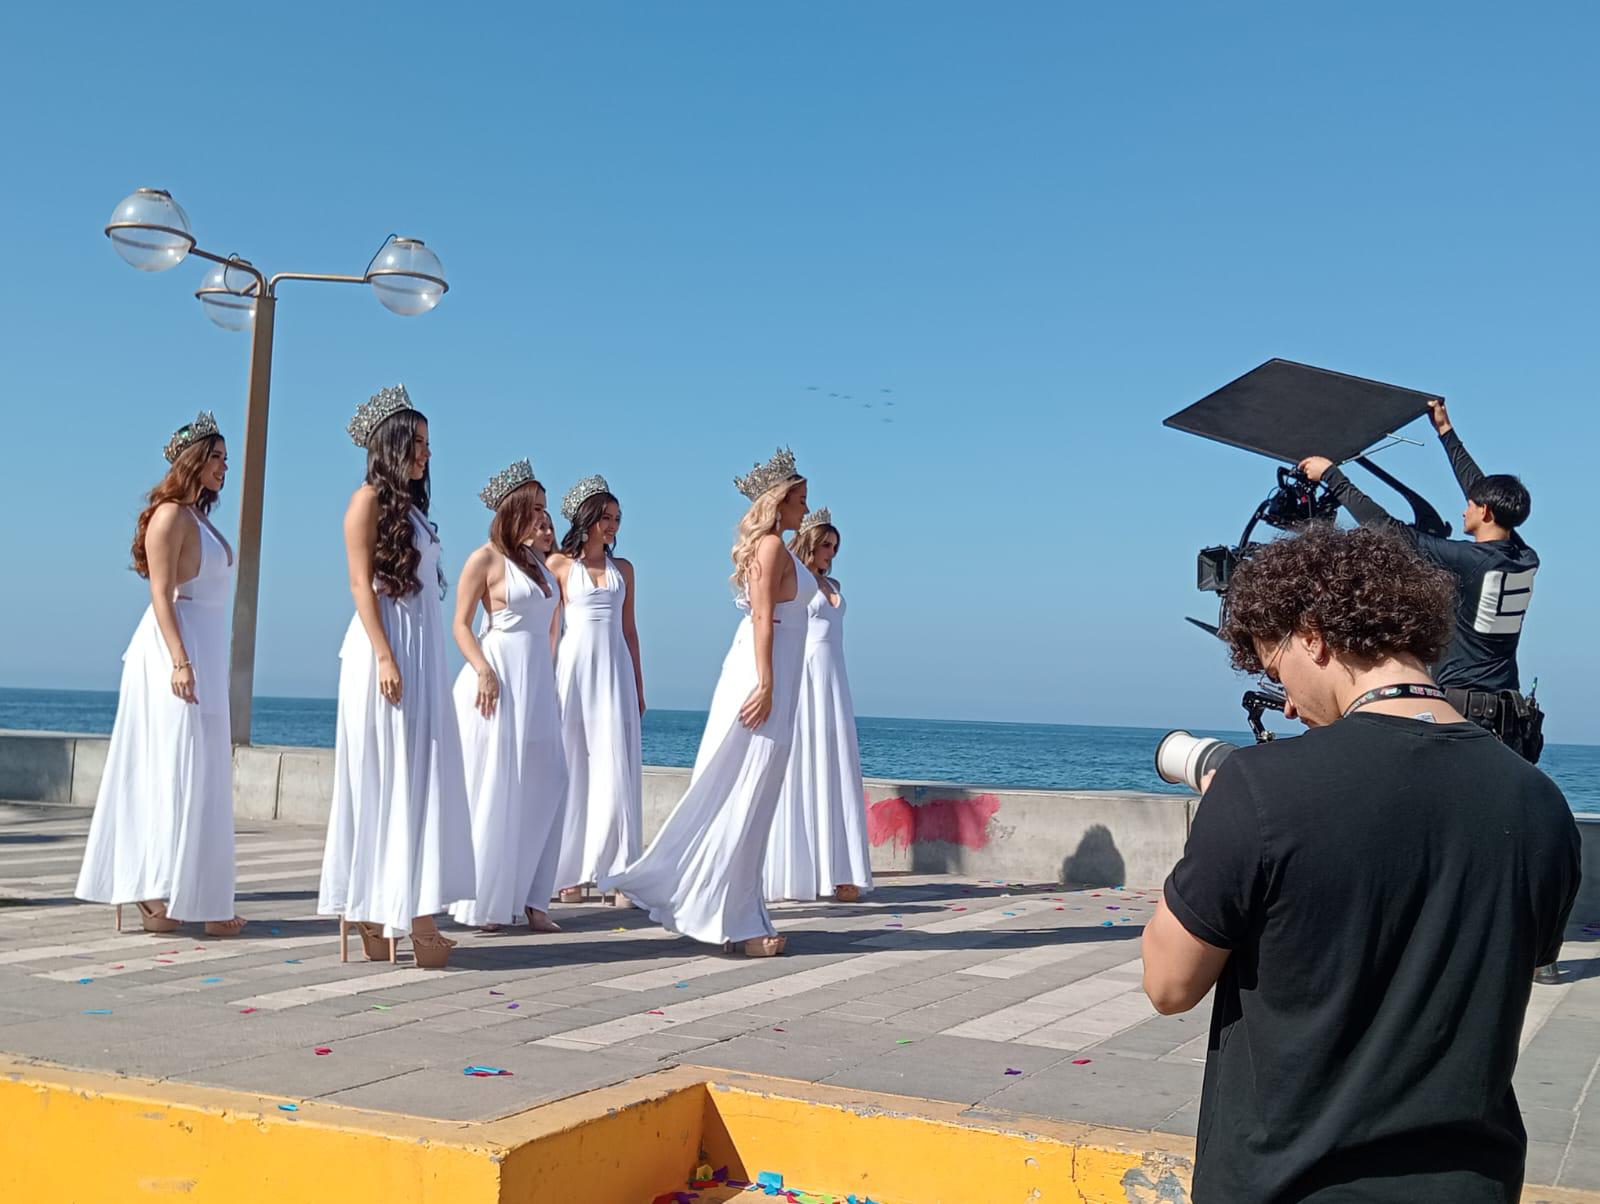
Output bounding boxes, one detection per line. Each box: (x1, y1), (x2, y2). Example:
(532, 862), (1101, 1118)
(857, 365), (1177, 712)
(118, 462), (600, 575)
(365, 408), (431, 598)
(1220, 523), (1457, 673)
(131, 435), (222, 578)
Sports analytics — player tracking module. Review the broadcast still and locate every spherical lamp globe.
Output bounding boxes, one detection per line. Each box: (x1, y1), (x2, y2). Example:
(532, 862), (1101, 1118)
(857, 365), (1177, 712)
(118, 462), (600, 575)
(195, 260), (259, 332)
(105, 188), (195, 272)
(366, 237), (448, 316)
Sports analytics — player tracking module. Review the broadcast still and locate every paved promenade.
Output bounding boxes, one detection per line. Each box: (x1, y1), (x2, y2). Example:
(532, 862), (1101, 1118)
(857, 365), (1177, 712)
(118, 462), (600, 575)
(1, 801), (1597, 1195)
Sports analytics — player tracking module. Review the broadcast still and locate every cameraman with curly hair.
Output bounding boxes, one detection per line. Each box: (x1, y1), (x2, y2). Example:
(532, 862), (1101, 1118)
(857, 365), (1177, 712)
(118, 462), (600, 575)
(1141, 524), (1579, 1204)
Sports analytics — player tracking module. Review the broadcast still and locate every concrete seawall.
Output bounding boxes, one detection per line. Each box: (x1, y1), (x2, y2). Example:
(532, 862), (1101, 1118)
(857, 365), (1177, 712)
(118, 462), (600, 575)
(2, 728), (1595, 915)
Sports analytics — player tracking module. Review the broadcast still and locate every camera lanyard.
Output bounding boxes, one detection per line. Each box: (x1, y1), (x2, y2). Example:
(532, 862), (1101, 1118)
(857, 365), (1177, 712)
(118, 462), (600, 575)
(1341, 683), (1447, 719)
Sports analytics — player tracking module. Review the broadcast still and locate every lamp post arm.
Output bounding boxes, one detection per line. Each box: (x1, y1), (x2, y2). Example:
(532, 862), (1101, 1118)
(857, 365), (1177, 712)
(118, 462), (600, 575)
(267, 271), (368, 295)
(187, 247), (267, 293)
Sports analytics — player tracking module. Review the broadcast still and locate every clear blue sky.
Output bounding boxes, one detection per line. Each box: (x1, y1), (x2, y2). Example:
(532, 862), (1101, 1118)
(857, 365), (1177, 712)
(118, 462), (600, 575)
(2, 3), (1596, 743)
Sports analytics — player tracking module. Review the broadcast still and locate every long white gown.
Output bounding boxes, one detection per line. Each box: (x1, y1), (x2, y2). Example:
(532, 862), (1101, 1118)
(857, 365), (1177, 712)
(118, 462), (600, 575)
(318, 507), (475, 938)
(763, 579), (874, 901)
(552, 556), (643, 887)
(601, 550), (818, 944)
(76, 510), (237, 922)
(448, 557), (568, 927)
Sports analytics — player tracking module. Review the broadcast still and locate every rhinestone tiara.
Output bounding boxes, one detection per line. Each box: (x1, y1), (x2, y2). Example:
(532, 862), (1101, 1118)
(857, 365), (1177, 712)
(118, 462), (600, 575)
(347, 383), (414, 448)
(734, 446), (800, 501)
(800, 506), (833, 532)
(479, 458), (538, 510)
(561, 473), (611, 521)
(164, 410), (220, 463)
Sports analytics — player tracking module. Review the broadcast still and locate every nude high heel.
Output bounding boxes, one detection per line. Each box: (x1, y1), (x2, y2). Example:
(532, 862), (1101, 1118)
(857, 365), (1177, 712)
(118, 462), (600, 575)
(135, 901), (181, 934)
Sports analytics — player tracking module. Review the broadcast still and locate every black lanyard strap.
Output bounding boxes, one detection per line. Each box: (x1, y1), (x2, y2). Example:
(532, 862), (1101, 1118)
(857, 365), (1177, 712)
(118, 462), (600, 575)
(1341, 683), (1447, 719)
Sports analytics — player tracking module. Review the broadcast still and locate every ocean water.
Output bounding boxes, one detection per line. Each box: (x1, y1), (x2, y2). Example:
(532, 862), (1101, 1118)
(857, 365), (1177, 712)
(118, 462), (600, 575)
(2, 686), (1596, 812)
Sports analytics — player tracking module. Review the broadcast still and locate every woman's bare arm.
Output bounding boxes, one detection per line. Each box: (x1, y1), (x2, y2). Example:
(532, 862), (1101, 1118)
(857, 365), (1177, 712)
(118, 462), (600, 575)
(344, 486), (403, 705)
(738, 535), (786, 729)
(452, 544), (499, 717)
(146, 503), (197, 703)
(617, 557), (646, 716)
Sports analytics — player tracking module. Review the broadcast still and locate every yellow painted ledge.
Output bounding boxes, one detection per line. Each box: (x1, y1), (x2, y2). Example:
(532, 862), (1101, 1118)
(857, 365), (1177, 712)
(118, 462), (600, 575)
(0, 1055), (1592, 1204)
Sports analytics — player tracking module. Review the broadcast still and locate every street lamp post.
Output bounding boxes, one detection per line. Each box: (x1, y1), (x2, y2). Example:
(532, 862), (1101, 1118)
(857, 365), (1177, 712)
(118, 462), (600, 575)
(105, 188), (449, 746)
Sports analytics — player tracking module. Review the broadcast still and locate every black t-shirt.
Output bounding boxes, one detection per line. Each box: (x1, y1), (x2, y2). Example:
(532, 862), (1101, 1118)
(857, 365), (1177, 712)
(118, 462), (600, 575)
(1165, 714), (1580, 1203)
(1325, 432), (1539, 692)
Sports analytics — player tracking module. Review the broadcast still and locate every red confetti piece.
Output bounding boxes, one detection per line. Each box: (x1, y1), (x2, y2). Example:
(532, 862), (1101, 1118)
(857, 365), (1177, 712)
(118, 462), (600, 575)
(155, 959), (174, 964)
(1072, 1058), (1093, 1065)
(240, 1008), (258, 1014)
(111, 964), (125, 970)
(314, 1047), (332, 1056)
(647, 1009), (665, 1015)
(772, 1027), (785, 1033)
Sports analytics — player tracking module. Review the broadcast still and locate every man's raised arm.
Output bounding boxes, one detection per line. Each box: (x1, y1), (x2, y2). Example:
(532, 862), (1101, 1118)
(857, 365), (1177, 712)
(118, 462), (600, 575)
(1428, 399), (1485, 499)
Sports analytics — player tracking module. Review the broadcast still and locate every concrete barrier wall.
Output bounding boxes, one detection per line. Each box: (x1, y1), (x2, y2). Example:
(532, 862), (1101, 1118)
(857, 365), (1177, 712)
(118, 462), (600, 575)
(3, 729), (1596, 911)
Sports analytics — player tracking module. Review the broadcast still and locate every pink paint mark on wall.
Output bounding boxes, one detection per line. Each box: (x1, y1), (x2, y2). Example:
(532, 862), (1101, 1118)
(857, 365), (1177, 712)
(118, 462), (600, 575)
(867, 793), (1002, 852)
(866, 797), (915, 852)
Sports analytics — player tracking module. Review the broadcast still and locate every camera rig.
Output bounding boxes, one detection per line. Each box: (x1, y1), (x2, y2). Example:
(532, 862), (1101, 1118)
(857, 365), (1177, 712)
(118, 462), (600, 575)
(1165, 359), (1449, 743)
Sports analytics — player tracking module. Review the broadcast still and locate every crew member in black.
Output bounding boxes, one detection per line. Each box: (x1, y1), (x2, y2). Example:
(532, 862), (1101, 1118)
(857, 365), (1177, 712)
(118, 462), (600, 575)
(1142, 525), (1580, 1204)
(1299, 399), (1541, 758)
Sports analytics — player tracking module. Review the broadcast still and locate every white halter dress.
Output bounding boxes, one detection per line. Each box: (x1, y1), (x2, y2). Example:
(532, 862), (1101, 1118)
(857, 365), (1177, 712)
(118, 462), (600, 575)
(76, 509), (237, 921)
(318, 507), (475, 937)
(763, 579), (874, 901)
(448, 556), (568, 927)
(552, 555), (643, 887)
(602, 550), (818, 944)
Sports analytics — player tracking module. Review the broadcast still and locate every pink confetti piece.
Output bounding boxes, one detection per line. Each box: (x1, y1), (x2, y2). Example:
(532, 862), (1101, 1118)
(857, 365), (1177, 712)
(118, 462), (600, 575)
(239, 1008), (258, 1014)
(314, 1047), (332, 1056)
(111, 964), (125, 970)
(1072, 1058), (1093, 1066)
(647, 1009), (665, 1015)
(155, 958), (174, 964)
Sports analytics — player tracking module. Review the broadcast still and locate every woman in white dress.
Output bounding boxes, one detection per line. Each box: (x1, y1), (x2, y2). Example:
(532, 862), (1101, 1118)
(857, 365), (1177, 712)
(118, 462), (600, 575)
(548, 476), (645, 902)
(317, 385), (474, 969)
(763, 509), (874, 903)
(602, 448), (813, 956)
(76, 412), (245, 937)
(447, 461), (567, 933)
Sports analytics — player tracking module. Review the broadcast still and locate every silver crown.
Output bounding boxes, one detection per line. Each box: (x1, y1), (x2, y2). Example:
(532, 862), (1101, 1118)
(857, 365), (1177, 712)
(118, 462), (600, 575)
(164, 410), (220, 463)
(561, 473), (611, 521)
(734, 446), (799, 501)
(347, 383), (414, 448)
(480, 458), (537, 510)
(800, 506), (833, 532)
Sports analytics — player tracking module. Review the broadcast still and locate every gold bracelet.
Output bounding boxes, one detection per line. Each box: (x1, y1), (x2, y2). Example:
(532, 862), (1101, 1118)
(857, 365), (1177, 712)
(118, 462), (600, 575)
(172, 661), (191, 672)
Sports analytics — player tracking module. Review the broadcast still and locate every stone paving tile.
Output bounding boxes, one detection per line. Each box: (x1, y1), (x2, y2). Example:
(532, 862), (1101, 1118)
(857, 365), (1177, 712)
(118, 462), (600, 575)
(3, 804), (1599, 1190)
(817, 1033), (1074, 1105)
(978, 1049), (1204, 1131)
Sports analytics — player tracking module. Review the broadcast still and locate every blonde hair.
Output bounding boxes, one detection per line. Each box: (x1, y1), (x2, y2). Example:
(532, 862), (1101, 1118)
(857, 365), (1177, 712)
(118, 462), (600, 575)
(731, 477), (805, 590)
(789, 521), (840, 571)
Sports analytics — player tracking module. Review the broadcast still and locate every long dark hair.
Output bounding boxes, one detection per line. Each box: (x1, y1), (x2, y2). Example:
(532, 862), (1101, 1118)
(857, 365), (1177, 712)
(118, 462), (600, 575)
(560, 491), (619, 559)
(131, 435), (222, 578)
(366, 408), (432, 598)
(490, 481), (552, 597)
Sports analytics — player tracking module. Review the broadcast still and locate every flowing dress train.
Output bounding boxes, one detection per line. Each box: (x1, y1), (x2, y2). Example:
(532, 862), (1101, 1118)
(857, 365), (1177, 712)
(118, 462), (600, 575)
(552, 556), (643, 887)
(449, 557), (568, 926)
(76, 510), (238, 922)
(763, 580), (874, 901)
(318, 507), (475, 937)
(601, 551), (818, 944)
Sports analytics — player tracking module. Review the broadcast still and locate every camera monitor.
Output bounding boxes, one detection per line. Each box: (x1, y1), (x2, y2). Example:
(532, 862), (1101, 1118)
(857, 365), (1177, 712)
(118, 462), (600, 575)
(1163, 359), (1438, 464)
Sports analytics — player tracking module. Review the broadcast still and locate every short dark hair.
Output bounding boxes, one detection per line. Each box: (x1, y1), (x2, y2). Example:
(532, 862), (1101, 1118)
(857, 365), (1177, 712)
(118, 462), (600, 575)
(1220, 524), (1456, 673)
(1468, 473), (1530, 529)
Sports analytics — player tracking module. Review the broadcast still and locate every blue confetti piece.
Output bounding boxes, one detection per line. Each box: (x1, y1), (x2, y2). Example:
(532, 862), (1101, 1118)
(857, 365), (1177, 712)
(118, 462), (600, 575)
(269, 927), (282, 935)
(278, 1103), (298, 1112)
(82, 1009), (113, 1015)
(77, 977), (93, 984)
(201, 977), (223, 984)
(284, 959), (301, 964)
(674, 982), (688, 988)
(1100, 920), (1115, 927)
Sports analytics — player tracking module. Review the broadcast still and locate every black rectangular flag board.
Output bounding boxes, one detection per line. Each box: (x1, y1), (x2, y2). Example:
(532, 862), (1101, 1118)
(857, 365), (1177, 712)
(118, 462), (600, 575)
(1164, 359), (1438, 464)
